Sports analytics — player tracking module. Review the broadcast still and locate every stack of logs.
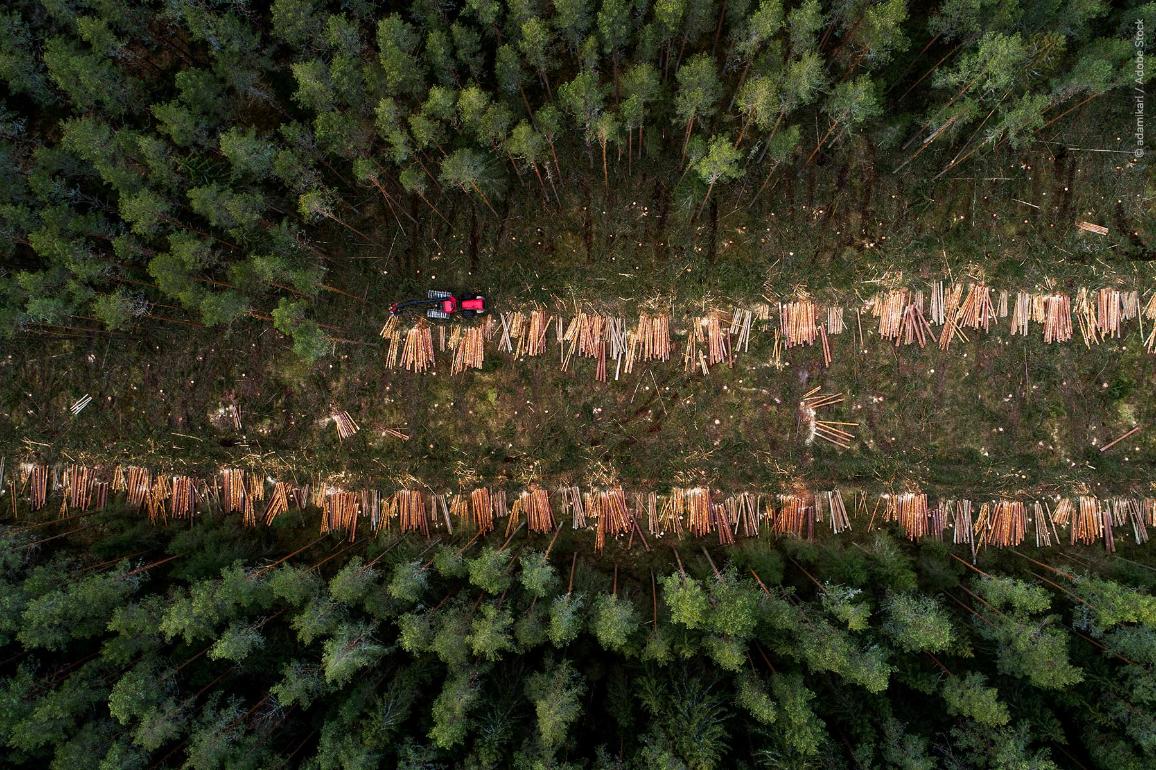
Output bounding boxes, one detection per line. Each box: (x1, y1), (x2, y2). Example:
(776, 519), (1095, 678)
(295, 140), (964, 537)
(382, 317), (436, 372)
(508, 487), (554, 534)
(775, 494), (816, 539)
(873, 290), (908, 342)
(825, 489), (851, 533)
(65, 464), (108, 512)
(590, 487), (632, 552)
(332, 411), (359, 439)
(170, 476), (196, 520)
(396, 490), (427, 536)
(722, 492), (761, 538)
(450, 325), (486, 374)
(976, 500), (1026, 548)
(377, 284), (1155, 381)
(799, 388), (856, 448)
(8, 461), (1156, 555)
(469, 487), (495, 534)
(401, 321), (435, 372)
(321, 490), (361, 540)
(496, 310), (549, 358)
(522, 486), (555, 533)
(264, 481), (291, 525)
(145, 475), (170, 523)
(684, 312), (731, 374)
(625, 313), (671, 374)
(780, 300), (818, 347)
(562, 312), (611, 381)
(1146, 294), (1156, 353)
(881, 493), (930, 540)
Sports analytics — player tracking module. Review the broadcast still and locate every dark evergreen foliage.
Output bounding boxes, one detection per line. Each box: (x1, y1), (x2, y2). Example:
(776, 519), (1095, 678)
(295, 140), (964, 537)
(0, 515), (1154, 768)
(0, 0), (1147, 357)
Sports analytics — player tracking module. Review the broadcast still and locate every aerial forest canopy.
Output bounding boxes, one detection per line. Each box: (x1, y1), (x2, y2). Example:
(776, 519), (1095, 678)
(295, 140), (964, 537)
(0, 0), (1150, 351)
(3, 508), (1156, 769)
(1, 1), (1155, 769)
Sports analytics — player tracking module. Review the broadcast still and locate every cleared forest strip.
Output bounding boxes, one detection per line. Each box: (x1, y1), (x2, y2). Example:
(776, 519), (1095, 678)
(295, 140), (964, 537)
(381, 285), (1156, 379)
(5, 461), (1154, 555)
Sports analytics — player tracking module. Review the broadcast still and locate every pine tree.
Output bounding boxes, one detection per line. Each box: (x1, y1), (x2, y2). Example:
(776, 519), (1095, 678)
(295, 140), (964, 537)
(526, 660), (586, 749)
(661, 572), (709, 630)
(620, 62), (659, 167)
(322, 621), (386, 685)
(467, 546), (512, 595)
(429, 672), (479, 749)
(387, 560), (429, 605)
(0, 11), (52, 102)
(548, 592), (585, 646)
(592, 592), (641, 652)
(941, 672), (1010, 727)
(883, 591), (954, 653)
(971, 575), (1084, 689)
(559, 69), (607, 141)
(468, 603), (514, 661)
(270, 0), (322, 50)
(519, 18), (556, 96)
(271, 297), (329, 362)
(553, 0), (595, 52)
(208, 622), (263, 663)
(519, 550), (559, 598)
(439, 148), (501, 215)
(693, 134), (743, 215)
(376, 15), (425, 98)
(736, 672), (778, 725)
(674, 53), (723, 160)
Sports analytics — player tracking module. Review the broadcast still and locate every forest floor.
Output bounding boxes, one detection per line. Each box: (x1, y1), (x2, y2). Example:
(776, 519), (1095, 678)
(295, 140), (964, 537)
(1, 140), (1153, 508)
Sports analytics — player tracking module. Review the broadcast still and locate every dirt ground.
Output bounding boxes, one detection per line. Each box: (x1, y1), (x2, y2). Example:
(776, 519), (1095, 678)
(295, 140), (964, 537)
(1, 142), (1152, 504)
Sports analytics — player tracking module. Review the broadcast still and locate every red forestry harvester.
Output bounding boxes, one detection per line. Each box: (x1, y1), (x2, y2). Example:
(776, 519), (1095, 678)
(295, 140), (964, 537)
(388, 291), (488, 321)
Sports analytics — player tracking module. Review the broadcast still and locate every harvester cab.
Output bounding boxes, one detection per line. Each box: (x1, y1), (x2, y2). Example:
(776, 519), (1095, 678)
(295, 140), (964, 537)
(388, 290), (488, 321)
